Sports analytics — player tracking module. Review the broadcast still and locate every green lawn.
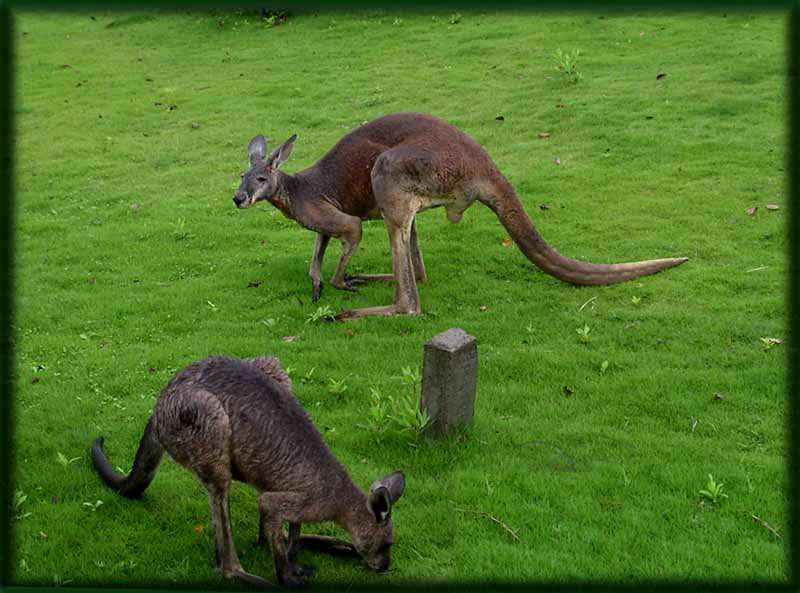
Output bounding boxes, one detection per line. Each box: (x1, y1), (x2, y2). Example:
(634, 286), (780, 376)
(10, 8), (788, 587)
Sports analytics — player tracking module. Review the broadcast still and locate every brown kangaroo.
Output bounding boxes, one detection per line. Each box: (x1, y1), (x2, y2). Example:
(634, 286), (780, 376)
(91, 355), (405, 587)
(232, 112), (687, 320)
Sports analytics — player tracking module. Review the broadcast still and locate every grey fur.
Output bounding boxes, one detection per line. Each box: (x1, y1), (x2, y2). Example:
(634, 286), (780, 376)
(91, 355), (404, 587)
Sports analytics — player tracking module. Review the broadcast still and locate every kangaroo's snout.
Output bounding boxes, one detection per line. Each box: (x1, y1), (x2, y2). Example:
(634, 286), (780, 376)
(233, 191), (250, 208)
(374, 561), (390, 573)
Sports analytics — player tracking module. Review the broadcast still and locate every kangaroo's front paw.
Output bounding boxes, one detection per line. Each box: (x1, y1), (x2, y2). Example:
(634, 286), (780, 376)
(278, 565), (312, 588)
(311, 281), (323, 303)
(290, 563), (314, 579)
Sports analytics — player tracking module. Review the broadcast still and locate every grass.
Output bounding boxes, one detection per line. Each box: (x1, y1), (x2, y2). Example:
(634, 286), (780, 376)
(10, 8), (788, 587)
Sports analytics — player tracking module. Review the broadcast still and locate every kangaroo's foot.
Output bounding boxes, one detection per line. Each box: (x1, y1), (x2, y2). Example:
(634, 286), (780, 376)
(346, 273), (395, 283)
(335, 304), (420, 321)
(331, 274), (366, 292)
(227, 568), (275, 589)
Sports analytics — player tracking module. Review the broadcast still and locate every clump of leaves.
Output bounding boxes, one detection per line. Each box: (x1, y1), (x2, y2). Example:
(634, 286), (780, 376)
(261, 9), (289, 27)
(359, 366), (430, 443)
(599, 360), (609, 374)
(13, 490), (32, 521)
(306, 305), (335, 323)
(699, 474), (728, 505)
(760, 337), (784, 351)
(83, 500), (104, 512)
(360, 387), (392, 443)
(301, 367), (315, 384)
(57, 452), (80, 467)
(173, 217), (193, 241)
(576, 324), (592, 343)
(555, 48), (582, 83)
(327, 377), (348, 397)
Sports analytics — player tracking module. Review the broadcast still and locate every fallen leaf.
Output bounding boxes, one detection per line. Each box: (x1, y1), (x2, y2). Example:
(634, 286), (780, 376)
(538, 132), (551, 139)
(191, 121), (200, 129)
(656, 72), (667, 80)
(539, 203), (550, 210)
(129, 202), (140, 210)
(746, 207), (757, 216)
(766, 204), (780, 211)
(765, 337), (785, 345)
(713, 392), (726, 401)
(193, 524), (205, 534)
(479, 305), (487, 312)
(282, 336), (298, 343)
(501, 238), (512, 247)
(247, 280), (262, 288)
(39, 531), (48, 539)
(554, 157), (561, 165)
(494, 115), (505, 121)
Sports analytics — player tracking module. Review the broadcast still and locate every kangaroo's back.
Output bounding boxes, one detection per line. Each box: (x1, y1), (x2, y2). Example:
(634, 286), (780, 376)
(154, 356), (347, 493)
(299, 113), (494, 217)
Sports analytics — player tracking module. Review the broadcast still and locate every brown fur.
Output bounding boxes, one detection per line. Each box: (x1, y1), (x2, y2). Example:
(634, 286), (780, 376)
(233, 112), (688, 319)
(91, 356), (405, 587)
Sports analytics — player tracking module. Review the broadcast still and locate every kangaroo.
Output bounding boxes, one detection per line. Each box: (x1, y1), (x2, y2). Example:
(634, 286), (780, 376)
(91, 355), (405, 587)
(232, 112), (688, 320)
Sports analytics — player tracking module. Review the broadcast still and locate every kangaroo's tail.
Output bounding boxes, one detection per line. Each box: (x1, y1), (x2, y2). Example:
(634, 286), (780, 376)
(91, 417), (164, 498)
(481, 181), (688, 285)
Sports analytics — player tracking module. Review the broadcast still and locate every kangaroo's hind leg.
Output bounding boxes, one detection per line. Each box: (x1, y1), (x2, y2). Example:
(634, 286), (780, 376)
(336, 148), (430, 319)
(158, 388), (272, 588)
(345, 216), (426, 284)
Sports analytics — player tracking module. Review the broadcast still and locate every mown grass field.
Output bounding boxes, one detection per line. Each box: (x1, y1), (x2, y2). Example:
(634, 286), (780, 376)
(9, 8), (789, 587)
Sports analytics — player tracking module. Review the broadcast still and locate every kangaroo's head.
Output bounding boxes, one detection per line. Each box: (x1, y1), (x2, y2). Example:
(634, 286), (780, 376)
(350, 471), (405, 573)
(233, 134), (296, 209)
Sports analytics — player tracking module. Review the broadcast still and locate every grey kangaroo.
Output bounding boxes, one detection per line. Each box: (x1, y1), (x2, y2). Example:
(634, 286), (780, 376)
(91, 355), (405, 587)
(232, 112), (687, 320)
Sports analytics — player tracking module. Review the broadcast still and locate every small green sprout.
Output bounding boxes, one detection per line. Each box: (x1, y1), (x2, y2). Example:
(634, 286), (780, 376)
(306, 305), (336, 323)
(699, 474), (728, 505)
(576, 324), (591, 343)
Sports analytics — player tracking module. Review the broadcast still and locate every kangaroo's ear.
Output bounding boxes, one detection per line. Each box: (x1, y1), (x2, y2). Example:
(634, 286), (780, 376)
(265, 134), (296, 169)
(375, 470), (405, 503)
(367, 470), (405, 523)
(367, 486), (392, 524)
(248, 135), (267, 167)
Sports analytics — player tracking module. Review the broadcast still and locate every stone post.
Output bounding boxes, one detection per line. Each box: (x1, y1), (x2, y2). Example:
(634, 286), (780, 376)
(420, 328), (477, 438)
